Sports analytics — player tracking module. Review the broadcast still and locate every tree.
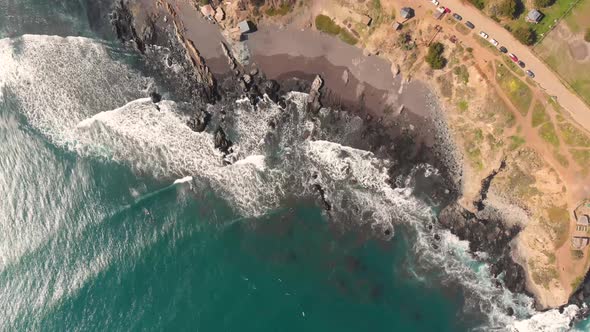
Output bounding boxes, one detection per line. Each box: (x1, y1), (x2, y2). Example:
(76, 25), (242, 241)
(425, 42), (447, 69)
(585, 28), (590, 43)
(489, 0), (518, 18)
(534, 0), (555, 8)
(513, 27), (536, 45)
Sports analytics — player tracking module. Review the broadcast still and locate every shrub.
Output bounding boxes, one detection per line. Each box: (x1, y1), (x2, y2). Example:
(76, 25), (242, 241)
(266, 3), (292, 16)
(469, 0), (486, 9)
(585, 28), (590, 43)
(534, 0), (555, 8)
(489, 0), (518, 18)
(315, 15), (341, 35)
(425, 42), (447, 69)
(513, 27), (536, 45)
(339, 30), (358, 45)
(200, 0), (210, 4)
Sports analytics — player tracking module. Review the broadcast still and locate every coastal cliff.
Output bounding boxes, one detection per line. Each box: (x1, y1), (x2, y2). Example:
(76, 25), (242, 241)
(110, 0), (590, 319)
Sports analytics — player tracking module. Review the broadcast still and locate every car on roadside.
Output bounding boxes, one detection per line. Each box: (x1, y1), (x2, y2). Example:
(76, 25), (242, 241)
(508, 53), (518, 62)
(465, 21), (475, 29)
(444, 7), (451, 13)
(526, 70), (535, 78)
(479, 31), (489, 39)
(452, 13), (462, 21)
(431, 0), (440, 6)
(499, 46), (508, 53)
(518, 60), (526, 68)
(490, 39), (499, 47)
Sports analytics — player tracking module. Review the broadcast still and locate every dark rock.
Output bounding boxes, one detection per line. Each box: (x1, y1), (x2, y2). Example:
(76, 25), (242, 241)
(149, 91), (162, 103)
(214, 126), (232, 154)
(439, 203), (526, 296)
(507, 307), (514, 316)
(186, 110), (210, 132)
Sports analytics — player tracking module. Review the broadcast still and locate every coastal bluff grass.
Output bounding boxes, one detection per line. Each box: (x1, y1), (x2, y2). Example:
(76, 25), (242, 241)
(315, 15), (358, 45)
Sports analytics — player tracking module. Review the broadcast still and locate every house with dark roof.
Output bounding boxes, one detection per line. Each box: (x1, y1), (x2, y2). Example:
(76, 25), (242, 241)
(401, 7), (414, 20)
(526, 9), (544, 23)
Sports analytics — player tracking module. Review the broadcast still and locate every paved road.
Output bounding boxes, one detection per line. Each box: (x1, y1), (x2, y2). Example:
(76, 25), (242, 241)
(439, 0), (590, 131)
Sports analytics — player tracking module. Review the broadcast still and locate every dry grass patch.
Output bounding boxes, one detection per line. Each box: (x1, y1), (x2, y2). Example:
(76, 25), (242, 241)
(546, 205), (570, 249)
(531, 102), (549, 126)
(558, 123), (590, 147)
(539, 122), (560, 147)
(495, 62), (533, 116)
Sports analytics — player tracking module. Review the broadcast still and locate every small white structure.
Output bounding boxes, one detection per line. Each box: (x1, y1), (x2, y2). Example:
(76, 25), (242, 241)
(573, 236), (590, 250)
(238, 20), (253, 33)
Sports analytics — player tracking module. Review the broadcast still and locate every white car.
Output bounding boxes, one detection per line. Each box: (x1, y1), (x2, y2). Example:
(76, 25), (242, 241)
(479, 31), (489, 39)
(490, 39), (499, 47)
(432, 0), (440, 6)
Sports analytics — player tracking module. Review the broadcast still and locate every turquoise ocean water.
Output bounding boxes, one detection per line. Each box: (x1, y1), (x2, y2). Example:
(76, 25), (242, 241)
(1, 1), (589, 331)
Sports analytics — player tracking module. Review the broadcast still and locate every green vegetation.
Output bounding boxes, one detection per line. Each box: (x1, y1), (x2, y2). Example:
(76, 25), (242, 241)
(546, 205), (570, 248)
(338, 29), (358, 45)
(200, 0), (210, 5)
(495, 62), (533, 115)
(553, 150), (569, 167)
(531, 263), (559, 289)
(585, 28), (590, 42)
(453, 65), (470, 84)
(572, 250), (585, 260)
(315, 15), (358, 45)
(508, 135), (526, 150)
(265, 3), (292, 16)
(531, 102), (549, 126)
(489, 0), (518, 18)
(468, 0), (486, 9)
(425, 42), (447, 69)
(539, 122), (560, 147)
(559, 122), (590, 146)
(571, 149), (590, 168)
(315, 15), (341, 35)
(572, 275), (585, 291)
(535, 0), (556, 8)
(458, 100), (469, 112)
(513, 26), (536, 45)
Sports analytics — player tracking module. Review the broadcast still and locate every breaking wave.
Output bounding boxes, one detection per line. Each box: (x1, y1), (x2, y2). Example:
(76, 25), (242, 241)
(0, 34), (584, 331)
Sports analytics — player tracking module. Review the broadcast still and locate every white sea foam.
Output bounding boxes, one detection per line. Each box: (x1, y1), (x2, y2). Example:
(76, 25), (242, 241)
(0, 34), (584, 331)
(173, 176), (193, 184)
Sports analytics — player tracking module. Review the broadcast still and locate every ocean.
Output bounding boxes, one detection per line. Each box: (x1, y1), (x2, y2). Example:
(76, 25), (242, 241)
(1, 1), (589, 331)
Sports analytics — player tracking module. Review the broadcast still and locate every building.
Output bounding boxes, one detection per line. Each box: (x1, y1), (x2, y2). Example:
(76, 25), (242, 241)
(238, 20), (253, 34)
(526, 9), (544, 24)
(573, 236), (590, 250)
(361, 14), (372, 26)
(577, 214), (590, 232)
(401, 7), (414, 20)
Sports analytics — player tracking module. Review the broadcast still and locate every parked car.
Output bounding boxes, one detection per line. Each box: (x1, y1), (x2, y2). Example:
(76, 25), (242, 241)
(444, 7), (451, 13)
(518, 60), (526, 68)
(508, 53), (518, 62)
(490, 39), (499, 47)
(499, 46), (508, 53)
(465, 21), (475, 29)
(431, 0), (440, 6)
(526, 70), (535, 78)
(479, 31), (489, 39)
(452, 13), (463, 21)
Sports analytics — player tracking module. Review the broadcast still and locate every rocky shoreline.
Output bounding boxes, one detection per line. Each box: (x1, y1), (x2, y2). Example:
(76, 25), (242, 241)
(108, 0), (590, 323)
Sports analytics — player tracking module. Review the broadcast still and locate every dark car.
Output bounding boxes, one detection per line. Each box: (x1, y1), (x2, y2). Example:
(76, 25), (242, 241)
(453, 13), (462, 21)
(465, 21), (475, 29)
(526, 70), (535, 78)
(499, 46), (508, 53)
(518, 60), (526, 68)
